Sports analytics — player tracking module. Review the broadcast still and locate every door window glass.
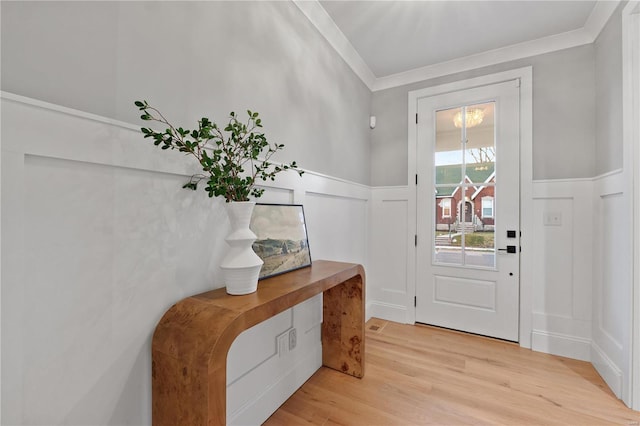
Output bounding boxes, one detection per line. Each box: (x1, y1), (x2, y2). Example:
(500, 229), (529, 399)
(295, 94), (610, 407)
(433, 102), (496, 268)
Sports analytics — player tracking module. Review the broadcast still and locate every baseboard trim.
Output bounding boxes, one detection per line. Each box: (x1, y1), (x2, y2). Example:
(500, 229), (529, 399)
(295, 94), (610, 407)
(368, 301), (409, 324)
(228, 345), (322, 425)
(531, 330), (591, 361)
(591, 341), (623, 399)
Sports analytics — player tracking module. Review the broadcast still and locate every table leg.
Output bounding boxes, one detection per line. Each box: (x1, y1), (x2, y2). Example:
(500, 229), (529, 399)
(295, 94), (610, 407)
(321, 275), (365, 378)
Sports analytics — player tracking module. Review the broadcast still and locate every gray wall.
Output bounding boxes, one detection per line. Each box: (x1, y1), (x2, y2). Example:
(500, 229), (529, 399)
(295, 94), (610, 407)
(371, 45), (596, 185)
(595, 2), (624, 175)
(1, 1), (372, 185)
(1, 1), (372, 425)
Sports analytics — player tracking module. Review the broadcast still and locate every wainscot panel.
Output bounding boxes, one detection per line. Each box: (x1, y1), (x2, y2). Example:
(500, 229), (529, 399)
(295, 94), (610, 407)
(530, 178), (593, 361)
(1, 93), (369, 426)
(368, 187), (411, 323)
(591, 170), (631, 402)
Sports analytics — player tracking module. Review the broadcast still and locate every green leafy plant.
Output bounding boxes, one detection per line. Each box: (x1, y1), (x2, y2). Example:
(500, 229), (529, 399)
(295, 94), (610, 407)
(135, 100), (303, 202)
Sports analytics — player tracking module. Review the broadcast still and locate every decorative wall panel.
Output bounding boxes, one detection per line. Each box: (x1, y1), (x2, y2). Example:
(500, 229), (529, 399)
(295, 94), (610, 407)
(1, 94), (370, 426)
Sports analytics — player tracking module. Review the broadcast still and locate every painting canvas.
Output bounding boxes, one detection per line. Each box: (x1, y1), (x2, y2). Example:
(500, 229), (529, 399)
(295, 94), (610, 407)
(250, 203), (312, 279)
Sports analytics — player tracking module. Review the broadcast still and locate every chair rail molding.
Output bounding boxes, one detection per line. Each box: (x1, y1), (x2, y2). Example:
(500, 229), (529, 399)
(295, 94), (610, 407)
(0, 91), (370, 425)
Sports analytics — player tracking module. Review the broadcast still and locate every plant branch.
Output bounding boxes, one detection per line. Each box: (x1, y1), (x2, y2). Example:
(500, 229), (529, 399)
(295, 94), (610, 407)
(135, 101), (303, 202)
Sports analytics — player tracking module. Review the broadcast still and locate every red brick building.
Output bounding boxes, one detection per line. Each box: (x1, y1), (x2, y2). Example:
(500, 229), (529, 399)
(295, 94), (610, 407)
(435, 163), (495, 232)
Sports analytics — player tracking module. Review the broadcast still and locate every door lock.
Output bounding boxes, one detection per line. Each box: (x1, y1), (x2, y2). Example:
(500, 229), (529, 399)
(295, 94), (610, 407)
(498, 245), (517, 254)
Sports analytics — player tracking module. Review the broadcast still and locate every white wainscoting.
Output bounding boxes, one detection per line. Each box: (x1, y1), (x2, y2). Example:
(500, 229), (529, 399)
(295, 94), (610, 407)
(368, 186), (412, 323)
(531, 178), (594, 361)
(4, 91), (634, 423)
(0, 93), (370, 426)
(591, 170), (632, 402)
(369, 179), (607, 364)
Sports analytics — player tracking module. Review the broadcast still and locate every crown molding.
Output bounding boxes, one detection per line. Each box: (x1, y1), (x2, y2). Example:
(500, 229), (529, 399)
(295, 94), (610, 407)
(584, 0), (621, 41)
(373, 27), (593, 91)
(292, 0), (376, 90)
(295, 0), (620, 92)
(374, 0), (620, 91)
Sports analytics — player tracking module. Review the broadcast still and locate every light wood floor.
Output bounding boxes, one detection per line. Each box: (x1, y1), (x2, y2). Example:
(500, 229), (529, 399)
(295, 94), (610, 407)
(265, 318), (640, 425)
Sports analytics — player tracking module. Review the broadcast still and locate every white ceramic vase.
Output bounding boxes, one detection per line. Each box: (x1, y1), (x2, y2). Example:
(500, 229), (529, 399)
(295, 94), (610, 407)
(220, 201), (264, 295)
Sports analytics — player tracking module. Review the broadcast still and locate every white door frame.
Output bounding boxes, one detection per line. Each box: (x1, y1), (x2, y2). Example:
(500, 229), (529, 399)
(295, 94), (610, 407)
(407, 67), (533, 348)
(625, 0), (640, 410)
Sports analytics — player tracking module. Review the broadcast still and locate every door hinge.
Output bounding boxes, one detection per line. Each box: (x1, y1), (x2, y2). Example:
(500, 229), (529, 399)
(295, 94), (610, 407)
(415, 234), (418, 246)
(414, 296), (417, 307)
(416, 113), (418, 124)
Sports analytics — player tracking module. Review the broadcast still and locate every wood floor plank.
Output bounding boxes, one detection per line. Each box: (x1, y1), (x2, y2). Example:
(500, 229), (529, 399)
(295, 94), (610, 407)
(264, 319), (640, 425)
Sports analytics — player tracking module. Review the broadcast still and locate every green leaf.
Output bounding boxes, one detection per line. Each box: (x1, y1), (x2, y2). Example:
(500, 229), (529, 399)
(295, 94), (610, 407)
(182, 182), (198, 191)
(133, 102), (303, 202)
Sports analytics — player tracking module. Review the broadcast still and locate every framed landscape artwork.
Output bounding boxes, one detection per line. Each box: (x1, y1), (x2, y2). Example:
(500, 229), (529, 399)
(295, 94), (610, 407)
(250, 203), (312, 279)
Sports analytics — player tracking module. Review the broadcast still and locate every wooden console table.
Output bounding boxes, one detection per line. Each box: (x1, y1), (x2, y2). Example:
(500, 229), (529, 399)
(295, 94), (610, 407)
(152, 260), (365, 425)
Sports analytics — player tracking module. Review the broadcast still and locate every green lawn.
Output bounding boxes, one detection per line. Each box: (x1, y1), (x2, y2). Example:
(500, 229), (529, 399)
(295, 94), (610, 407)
(436, 231), (495, 248)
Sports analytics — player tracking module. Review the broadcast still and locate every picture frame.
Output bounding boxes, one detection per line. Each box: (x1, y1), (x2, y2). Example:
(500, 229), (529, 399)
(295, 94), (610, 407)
(250, 203), (312, 279)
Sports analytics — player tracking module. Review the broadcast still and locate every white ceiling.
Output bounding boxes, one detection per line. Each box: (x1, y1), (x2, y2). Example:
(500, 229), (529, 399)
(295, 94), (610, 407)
(319, 1), (596, 77)
(295, 0), (619, 90)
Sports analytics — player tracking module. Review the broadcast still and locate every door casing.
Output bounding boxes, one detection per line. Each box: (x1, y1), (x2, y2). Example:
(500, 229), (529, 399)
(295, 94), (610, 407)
(623, 0), (640, 410)
(407, 67), (533, 348)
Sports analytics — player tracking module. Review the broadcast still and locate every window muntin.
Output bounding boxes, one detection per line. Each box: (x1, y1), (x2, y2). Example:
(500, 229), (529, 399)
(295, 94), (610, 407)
(433, 102), (496, 269)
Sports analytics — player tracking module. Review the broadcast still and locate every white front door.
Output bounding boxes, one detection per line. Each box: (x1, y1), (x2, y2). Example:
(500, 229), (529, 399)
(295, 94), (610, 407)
(415, 80), (520, 341)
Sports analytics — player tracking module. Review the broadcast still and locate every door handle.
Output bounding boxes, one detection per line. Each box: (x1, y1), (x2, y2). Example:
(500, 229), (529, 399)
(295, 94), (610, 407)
(498, 245), (517, 254)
